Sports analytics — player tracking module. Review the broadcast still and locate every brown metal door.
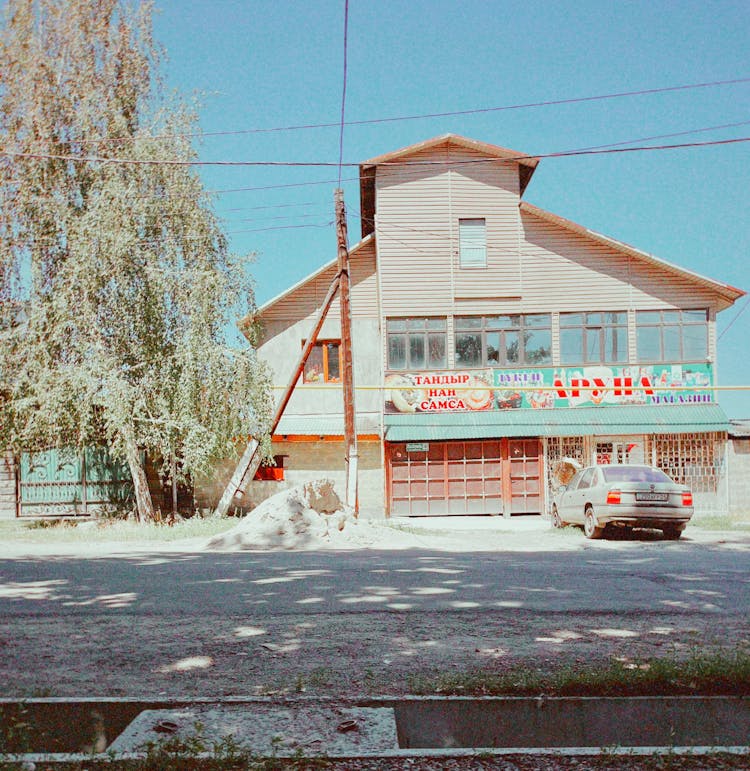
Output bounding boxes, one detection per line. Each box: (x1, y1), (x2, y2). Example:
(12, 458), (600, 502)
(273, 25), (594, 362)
(508, 439), (542, 514)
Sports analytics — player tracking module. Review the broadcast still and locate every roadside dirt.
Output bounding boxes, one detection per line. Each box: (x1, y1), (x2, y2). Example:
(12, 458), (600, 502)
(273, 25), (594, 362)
(1, 607), (747, 698)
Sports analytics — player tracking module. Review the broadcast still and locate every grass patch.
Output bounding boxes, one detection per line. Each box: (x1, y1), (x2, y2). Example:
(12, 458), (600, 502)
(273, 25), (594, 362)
(408, 648), (750, 697)
(0, 516), (238, 545)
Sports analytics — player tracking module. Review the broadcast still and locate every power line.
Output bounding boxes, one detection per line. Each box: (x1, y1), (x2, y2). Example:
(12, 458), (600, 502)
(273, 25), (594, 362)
(3, 135), (750, 168)
(718, 295), (750, 341)
(71, 76), (750, 145)
(337, 0), (349, 187)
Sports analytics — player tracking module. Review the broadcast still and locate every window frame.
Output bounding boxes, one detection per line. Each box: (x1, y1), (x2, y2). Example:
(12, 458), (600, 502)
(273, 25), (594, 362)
(458, 218), (487, 269)
(454, 313), (552, 368)
(386, 317), (448, 371)
(559, 311), (629, 365)
(635, 309), (709, 363)
(302, 339), (342, 383)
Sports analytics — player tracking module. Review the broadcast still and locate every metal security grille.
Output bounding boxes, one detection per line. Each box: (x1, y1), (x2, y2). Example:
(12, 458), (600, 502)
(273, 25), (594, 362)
(19, 447), (134, 517)
(647, 432), (725, 494)
(545, 435), (586, 504)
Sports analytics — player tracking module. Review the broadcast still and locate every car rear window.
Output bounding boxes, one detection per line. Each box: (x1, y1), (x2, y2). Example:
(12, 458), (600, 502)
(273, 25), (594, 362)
(601, 466), (673, 484)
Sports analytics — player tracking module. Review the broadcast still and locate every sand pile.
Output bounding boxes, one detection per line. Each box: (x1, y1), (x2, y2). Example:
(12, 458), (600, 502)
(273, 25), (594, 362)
(206, 479), (378, 551)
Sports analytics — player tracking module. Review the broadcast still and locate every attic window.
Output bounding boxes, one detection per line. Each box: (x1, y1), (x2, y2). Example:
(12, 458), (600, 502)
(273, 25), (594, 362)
(459, 218), (486, 268)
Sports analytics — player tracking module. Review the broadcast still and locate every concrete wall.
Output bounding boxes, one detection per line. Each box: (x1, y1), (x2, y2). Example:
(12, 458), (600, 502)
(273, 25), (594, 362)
(193, 441), (384, 519)
(0, 451), (17, 519)
(727, 437), (750, 519)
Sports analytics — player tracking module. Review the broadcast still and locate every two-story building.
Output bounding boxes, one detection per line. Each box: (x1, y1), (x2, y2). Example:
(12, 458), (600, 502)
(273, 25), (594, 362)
(245, 134), (744, 521)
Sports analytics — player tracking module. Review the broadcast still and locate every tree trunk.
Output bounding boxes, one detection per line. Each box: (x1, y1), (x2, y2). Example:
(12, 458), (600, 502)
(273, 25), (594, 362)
(123, 430), (156, 522)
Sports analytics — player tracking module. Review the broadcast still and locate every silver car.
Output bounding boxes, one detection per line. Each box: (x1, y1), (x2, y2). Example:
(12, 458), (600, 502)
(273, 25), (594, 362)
(551, 464), (694, 539)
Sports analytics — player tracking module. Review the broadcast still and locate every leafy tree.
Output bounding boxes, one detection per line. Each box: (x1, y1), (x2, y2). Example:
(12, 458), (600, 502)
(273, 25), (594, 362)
(0, 0), (272, 520)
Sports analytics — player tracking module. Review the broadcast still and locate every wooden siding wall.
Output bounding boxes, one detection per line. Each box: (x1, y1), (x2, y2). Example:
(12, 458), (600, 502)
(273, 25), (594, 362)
(375, 145), (522, 318)
(261, 239), (379, 323)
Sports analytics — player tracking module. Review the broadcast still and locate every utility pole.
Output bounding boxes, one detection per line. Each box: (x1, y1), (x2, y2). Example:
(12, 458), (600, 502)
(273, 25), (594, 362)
(335, 188), (358, 515)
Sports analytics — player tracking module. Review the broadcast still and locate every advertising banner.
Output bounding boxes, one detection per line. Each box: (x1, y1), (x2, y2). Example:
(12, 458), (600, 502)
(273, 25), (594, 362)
(384, 364), (714, 414)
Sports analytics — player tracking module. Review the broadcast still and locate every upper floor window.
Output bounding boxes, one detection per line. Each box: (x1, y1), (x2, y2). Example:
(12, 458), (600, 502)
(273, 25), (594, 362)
(455, 314), (552, 368)
(387, 317), (447, 371)
(303, 340), (341, 383)
(560, 312), (628, 365)
(636, 309), (708, 362)
(458, 218), (486, 268)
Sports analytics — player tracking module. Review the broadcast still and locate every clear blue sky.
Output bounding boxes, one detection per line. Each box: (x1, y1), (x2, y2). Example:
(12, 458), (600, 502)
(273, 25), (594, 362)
(153, 0), (750, 417)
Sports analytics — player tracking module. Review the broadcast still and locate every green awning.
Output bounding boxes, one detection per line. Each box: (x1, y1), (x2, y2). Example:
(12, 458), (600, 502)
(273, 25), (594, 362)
(384, 404), (730, 442)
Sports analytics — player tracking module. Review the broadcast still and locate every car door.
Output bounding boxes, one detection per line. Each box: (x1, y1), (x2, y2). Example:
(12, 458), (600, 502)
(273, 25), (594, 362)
(558, 470), (584, 523)
(569, 467), (596, 524)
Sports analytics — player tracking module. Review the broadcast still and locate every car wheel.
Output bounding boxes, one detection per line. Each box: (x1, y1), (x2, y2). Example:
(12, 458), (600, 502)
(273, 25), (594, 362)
(583, 506), (604, 539)
(551, 505), (563, 528)
(662, 525), (683, 540)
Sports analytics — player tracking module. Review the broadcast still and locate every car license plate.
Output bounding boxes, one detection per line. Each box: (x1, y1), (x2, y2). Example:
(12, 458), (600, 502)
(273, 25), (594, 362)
(636, 492), (668, 502)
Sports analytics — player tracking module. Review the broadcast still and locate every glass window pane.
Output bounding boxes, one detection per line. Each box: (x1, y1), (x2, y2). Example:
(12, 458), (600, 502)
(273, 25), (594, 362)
(606, 327), (628, 362)
(407, 318), (426, 330)
(525, 328), (551, 365)
(663, 325), (681, 360)
(409, 333), (425, 368)
(304, 344), (324, 382)
(662, 311), (680, 323)
(637, 311), (661, 324)
(459, 218), (487, 268)
(585, 329), (602, 363)
(485, 332), (500, 365)
(456, 316), (482, 330)
(388, 335), (406, 370)
(426, 317), (446, 330)
(607, 312), (627, 325)
(637, 326), (661, 361)
(683, 324), (707, 360)
(560, 328), (581, 364)
(683, 309), (707, 323)
(427, 333), (446, 368)
(525, 313), (550, 328)
(387, 318), (406, 331)
(586, 313), (603, 324)
(455, 333), (482, 368)
(326, 343), (340, 381)
(560, 313), (583, 327)
(505, 330), (520, 364)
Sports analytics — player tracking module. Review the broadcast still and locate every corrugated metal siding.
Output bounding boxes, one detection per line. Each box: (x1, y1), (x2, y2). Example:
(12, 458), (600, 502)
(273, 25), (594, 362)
(385, 404), (730, 441)
(262, 239), (379, 322)
(520, 210), (719, 312)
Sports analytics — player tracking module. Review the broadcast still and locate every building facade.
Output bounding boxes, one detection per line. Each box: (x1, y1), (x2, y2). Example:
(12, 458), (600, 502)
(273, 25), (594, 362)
(245, 134), (744, 521)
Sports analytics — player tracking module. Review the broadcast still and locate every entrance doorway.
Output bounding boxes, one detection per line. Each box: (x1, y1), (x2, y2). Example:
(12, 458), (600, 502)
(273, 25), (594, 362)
(387, 438), (541, 516)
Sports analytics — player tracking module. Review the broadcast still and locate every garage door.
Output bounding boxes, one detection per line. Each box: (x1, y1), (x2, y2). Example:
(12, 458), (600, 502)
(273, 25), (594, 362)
(389, 440), (503, 516)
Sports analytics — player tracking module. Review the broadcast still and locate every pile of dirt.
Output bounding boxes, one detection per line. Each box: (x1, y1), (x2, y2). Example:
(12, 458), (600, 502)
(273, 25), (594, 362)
(206, 480), (374, 551)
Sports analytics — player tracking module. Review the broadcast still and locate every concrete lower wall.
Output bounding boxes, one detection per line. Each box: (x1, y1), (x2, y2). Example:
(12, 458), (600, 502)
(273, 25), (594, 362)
(0, 451), (17, 520)
(727, 437), (750, 519)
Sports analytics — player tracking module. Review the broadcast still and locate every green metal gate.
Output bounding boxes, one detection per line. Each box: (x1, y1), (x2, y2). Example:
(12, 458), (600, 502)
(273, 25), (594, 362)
(19, 447), (135, 517)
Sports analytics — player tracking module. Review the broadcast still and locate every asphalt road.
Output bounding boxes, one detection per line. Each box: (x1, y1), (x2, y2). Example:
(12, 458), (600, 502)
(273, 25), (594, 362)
(1, 529), (749, 697)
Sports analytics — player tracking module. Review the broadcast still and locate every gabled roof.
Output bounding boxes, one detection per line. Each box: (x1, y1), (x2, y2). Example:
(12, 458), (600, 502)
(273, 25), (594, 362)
(242, 233), (375, 326)
(359, 134), (539, 239)
(360, 133), (539, 173)
(520, 201), (745, 307)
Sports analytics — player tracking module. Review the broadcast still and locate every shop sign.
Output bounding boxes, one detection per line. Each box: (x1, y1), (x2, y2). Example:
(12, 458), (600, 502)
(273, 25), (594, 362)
(384, 364), (714, 413)
(405, 442), (428, 453)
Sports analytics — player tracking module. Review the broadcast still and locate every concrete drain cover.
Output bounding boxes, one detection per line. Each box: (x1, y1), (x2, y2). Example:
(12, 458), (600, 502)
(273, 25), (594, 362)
(108, 705), (398, 756)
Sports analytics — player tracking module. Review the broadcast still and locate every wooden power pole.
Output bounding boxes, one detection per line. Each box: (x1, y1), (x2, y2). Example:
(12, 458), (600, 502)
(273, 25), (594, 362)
(335, 188), (358, 515)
